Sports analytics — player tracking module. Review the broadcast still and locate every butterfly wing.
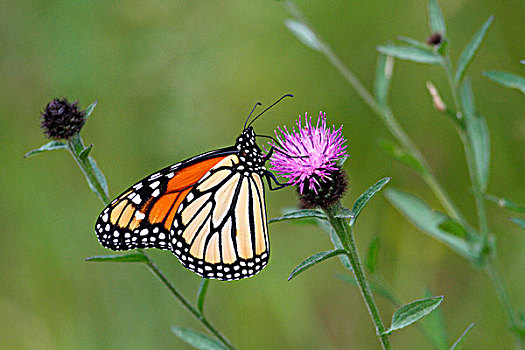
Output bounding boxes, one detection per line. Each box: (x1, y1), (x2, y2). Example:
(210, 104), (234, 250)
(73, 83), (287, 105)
(96, 146), (270, 281)
(95, 148), (237, 251)
(169, 158), (269, 281)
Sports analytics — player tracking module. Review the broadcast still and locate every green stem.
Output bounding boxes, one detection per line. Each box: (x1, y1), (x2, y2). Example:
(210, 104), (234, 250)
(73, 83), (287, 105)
(67, 133), (236, 349)
(67, 134), (110, 204)
(144, 256), (237, 350)
(284, 0), (463, 223)
(443, 65), (522, 348)
(486, 259), (524, 349)
(325, 205), (391, 350)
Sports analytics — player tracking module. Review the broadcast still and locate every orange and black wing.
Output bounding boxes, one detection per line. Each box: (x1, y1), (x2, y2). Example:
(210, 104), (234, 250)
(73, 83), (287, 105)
(169, 154), (269, 280)
(95, 149), (236, 251)
(95, 148), (270, 281)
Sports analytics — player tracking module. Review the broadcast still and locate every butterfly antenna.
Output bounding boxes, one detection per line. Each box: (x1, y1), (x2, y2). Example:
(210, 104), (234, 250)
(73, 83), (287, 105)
(244, 102), (263, 130)
(248, 94), (293, 128)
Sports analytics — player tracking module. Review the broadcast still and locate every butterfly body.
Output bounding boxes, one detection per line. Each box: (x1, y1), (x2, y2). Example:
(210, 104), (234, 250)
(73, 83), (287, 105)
(95, 126), (272, 280)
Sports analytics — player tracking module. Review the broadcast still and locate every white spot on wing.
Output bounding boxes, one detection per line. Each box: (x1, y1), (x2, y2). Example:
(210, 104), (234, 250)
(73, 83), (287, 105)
(132, 195), (141, 204)
(150, 181), (160, 189)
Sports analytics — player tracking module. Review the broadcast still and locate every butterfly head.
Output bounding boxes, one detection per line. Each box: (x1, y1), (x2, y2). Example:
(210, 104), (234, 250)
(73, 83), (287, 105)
(236, 126), (266, 173)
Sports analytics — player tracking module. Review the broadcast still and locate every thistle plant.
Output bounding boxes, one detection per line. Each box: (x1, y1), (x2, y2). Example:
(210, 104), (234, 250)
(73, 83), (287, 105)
(26, 98), (237, 350)
(268, 112), (444, 350)
(282, 0), (525, 348)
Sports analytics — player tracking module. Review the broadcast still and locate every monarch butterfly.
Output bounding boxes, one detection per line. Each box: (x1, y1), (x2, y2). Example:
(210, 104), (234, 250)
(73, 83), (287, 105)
(95, 95), (292, 281)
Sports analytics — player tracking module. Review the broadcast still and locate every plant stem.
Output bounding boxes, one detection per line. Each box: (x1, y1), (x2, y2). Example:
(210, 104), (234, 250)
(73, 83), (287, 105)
(325, 205), (391, 350)
(67, 133), (236, 349)
(144, 256), (237, 350)
(284, 0), (463, 223)
(67, 134), (110, 204)
(442, 64), (523, 348)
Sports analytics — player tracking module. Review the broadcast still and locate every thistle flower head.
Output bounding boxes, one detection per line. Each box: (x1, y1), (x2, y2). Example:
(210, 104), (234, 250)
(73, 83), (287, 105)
(40, 98), (86, 140)
(269, 111), (348, 197)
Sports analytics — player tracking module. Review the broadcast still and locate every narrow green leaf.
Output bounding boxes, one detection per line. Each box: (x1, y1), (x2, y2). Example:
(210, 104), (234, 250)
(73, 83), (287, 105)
(377, 45), (442, 64)
(365, 236), (380, 274)
(288, 249), (347, 281)
(78, 144), (93, 162)
(486, 195), (525, 213)
(268, 209), (326, 224)
(84, 100), (98, 120)
(428, 0), (446, 36)
(422, 290), (449, 350)
(378, 139), (425, 173)
(385, 296), (444, 334)
(333, 206), (354, 219)
(510, 218), (525, 230)
(438, 219), (468, 238)
(171, 327), (227, 350)
(483, 71), (525, 94)
(24, 141), (67, 158)
(374, 54), (394, 108)
(88, 156), (109, 196)
(85, 253), (148, 263)
(320, 222), (352, 271)
(455, 16), (494, 85)
(397, 36), (431, 50)
(196, 278), (210, 315)
(460, 79), (490, 191)
(350, 178), (391, 225)
(284, 19), (322, 51)
(385, 189), (474, 259)
(337, 274), (398, 305)
(459, 78), (475, 117)
(450, 323), (475, 350)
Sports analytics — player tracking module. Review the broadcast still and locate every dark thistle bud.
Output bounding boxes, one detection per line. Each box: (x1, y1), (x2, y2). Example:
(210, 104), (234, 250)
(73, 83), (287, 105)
(298, 168), (348, 209)
(426, 33), (442, 47)
(40, 98), (86, 140)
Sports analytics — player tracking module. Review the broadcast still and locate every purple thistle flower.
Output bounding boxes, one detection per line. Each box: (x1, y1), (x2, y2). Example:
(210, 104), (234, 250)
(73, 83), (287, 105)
(269, 111), (348, 195)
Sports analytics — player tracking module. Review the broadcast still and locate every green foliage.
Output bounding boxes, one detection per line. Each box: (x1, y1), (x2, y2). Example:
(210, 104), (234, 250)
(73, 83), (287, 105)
(483, 71), (525, 93)
(171, 327), (228, 350)
(450, 323), (475, 350)
(78, 144), (93, 162)
(350, 177), (390, 226)
(385, 296), (444, 335)
(377, 45), (442, 64)
(374, 54), (394, 108)
(24, 141), (67, 158)
(288, 249), (347, 281)
(196, 278), (210, 315)
(460, 79), (490, 191)
(84, 100), (98, 120)
(455, 16), (494, 85)
(268, 209), (326, 224)
(284, 19), (322, 51)
(486, 195), (525, 213)
(378, 139), (425, 173)
(85, 253), (148, 263)
(438, 219), (468, 238)
(428, 0), (446, 36)
(397, 37), (430, 50)
(385, 189), (474, 260)
(510, 218), (525, 230)
(422, 290), (449, 350)
(324, 224), (353, 271)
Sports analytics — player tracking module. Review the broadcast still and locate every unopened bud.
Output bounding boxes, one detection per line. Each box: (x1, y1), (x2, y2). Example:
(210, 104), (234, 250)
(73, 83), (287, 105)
(426, 82), (446, 112)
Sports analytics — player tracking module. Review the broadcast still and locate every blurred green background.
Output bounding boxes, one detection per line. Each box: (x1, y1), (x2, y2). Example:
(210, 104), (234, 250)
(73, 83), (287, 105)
(1, 0), (523, 349)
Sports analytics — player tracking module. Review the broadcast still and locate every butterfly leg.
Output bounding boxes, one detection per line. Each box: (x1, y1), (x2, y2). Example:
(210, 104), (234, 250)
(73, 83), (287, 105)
(265, 171), (288, 191)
